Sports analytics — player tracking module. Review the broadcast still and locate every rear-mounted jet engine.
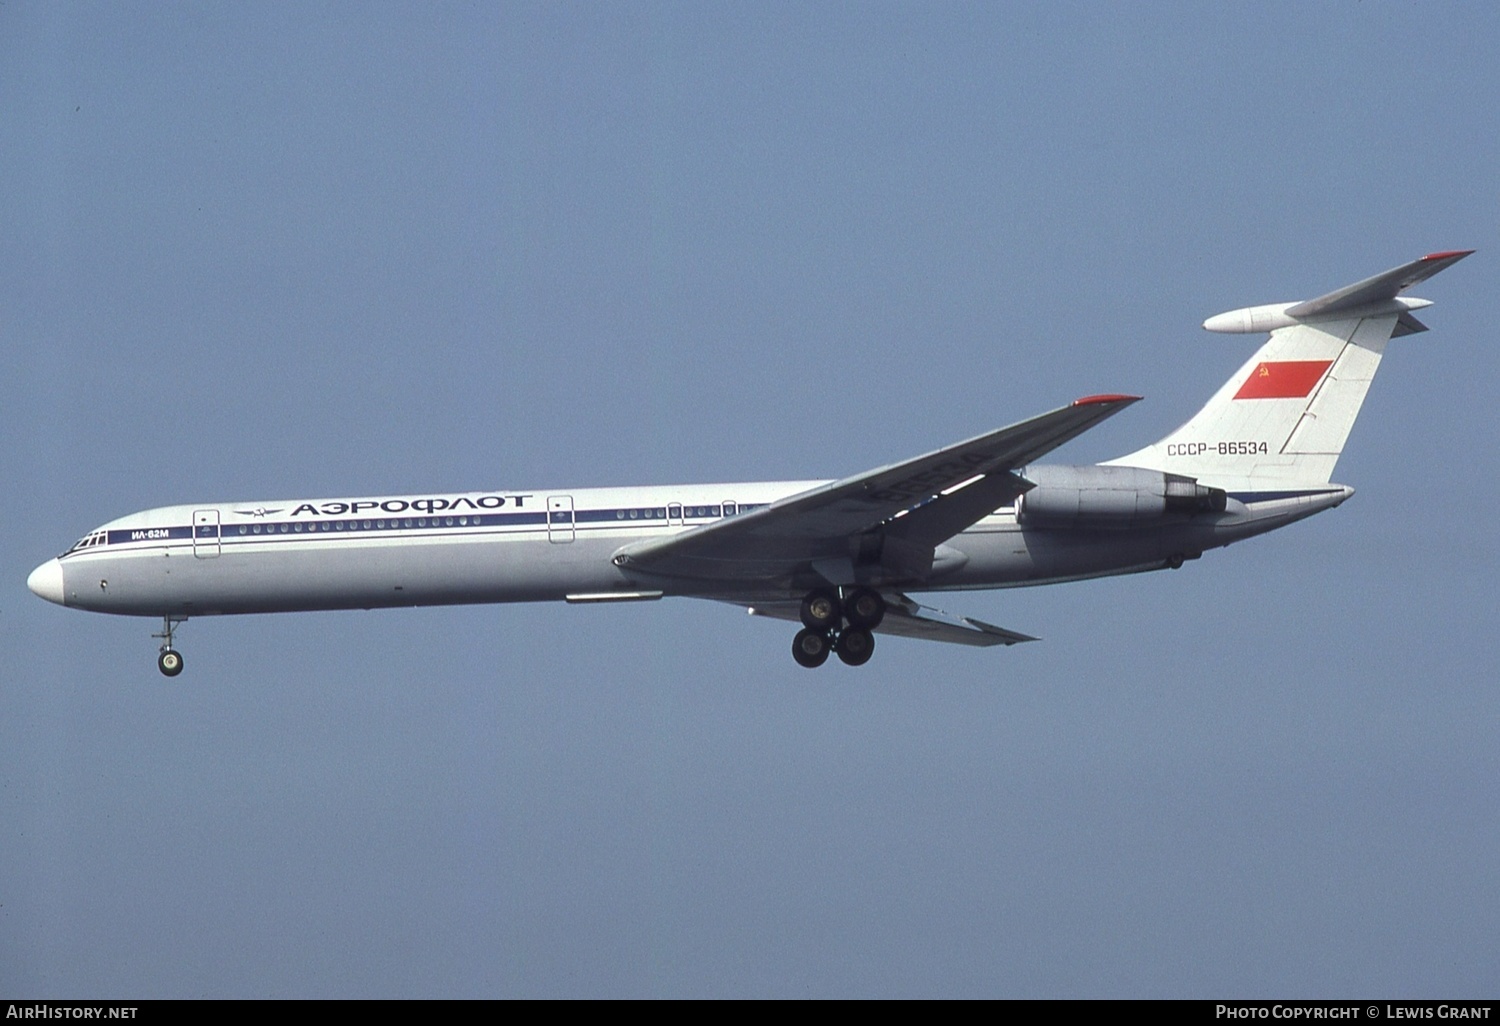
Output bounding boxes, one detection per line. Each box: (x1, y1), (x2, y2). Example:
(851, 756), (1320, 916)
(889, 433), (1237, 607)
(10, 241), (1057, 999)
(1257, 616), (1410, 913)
(1016, 465), (1227, 528)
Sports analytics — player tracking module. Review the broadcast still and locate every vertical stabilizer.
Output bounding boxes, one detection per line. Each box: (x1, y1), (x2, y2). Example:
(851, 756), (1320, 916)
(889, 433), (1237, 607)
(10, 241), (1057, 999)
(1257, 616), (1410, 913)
(1106, 251), (1471, 488)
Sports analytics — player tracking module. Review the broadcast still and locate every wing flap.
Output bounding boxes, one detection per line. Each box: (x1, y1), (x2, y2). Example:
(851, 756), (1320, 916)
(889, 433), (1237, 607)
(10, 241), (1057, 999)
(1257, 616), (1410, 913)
(742, 593), (1036, 648)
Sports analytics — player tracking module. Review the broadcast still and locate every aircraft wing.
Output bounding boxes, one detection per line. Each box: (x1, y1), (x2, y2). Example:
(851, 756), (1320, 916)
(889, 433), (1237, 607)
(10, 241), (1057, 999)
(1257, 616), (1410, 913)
(740, 593), (1036, 647)
(614, 395), (1139, 585)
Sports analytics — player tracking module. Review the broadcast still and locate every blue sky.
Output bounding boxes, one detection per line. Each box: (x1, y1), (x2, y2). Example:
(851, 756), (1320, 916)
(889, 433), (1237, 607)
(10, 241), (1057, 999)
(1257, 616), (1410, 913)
(3, 2), (1497, 997)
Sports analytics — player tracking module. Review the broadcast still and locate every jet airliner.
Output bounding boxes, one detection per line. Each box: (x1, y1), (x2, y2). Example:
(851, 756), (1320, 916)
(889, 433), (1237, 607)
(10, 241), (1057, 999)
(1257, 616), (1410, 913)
(28, 251), (1471, 675)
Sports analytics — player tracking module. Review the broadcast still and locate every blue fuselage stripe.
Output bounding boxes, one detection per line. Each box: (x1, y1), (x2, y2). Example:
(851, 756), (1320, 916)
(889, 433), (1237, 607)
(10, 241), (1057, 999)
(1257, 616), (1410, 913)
(70, 503), (769, 559)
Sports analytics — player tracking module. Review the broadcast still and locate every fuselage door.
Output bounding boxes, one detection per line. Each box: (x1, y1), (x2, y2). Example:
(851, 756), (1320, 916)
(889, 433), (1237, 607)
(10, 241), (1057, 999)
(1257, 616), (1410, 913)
(547, 495), (575, 543)
(193, 509), (221, 558)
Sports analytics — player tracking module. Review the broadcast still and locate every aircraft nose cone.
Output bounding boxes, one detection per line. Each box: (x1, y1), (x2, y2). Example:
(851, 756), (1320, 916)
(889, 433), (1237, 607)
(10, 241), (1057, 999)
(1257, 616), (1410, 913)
(27, 558), (65, 605)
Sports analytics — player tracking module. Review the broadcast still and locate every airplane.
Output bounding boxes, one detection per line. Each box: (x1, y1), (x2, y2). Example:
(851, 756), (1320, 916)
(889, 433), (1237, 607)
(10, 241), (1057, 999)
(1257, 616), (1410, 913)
(28, 251), (1471, 676)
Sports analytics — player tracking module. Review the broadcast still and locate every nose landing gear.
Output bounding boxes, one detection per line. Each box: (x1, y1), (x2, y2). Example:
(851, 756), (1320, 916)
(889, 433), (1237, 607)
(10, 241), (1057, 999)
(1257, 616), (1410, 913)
(152, 616), (187, 677)
(790, 588), (885, 669)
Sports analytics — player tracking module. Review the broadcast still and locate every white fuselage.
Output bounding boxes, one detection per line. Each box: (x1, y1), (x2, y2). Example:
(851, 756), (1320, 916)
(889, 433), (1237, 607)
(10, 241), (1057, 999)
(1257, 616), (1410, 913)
(29, 471), (1349, 619)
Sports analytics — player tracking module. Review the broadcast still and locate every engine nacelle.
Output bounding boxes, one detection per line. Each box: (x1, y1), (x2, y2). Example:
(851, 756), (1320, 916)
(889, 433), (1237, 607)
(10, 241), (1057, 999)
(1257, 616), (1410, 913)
(1016, 465), (1226, 528)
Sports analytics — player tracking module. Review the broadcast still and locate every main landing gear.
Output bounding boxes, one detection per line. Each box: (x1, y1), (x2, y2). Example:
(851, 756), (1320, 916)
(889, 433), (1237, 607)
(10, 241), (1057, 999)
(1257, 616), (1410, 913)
(790, 586), (885, 669)
(152, 616), (186, 677)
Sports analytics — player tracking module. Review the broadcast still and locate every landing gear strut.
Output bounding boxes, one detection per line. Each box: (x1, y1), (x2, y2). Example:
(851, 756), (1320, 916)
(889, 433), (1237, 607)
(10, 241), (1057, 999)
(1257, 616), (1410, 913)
(790, 587), (885, 669)
(153, 616), (187, 677)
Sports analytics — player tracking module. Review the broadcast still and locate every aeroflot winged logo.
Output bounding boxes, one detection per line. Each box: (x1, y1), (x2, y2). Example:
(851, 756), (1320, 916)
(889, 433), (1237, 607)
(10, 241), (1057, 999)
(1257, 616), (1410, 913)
(1232, 360), (1333, 400)
(273, 494), (535, 517)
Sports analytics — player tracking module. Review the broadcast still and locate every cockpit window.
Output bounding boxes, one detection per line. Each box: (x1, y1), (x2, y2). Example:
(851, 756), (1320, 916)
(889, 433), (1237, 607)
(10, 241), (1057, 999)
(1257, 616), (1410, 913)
(63, 530), (107, 556)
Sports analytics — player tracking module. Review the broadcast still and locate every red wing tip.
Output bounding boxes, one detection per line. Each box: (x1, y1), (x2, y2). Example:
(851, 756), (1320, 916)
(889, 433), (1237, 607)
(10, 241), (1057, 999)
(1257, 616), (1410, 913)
(1072, 393), (1141, 407)
(1423, 249), (1475, 261)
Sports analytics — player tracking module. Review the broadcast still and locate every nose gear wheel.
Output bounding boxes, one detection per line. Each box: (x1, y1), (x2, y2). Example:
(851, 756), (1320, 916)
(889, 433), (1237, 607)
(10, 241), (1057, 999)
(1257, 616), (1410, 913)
(152, 616), (188, 677)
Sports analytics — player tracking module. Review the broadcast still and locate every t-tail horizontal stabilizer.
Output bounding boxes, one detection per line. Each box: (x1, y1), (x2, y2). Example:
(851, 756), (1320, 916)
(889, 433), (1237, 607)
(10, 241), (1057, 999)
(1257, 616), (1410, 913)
(1201, 251), (1473, 334)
